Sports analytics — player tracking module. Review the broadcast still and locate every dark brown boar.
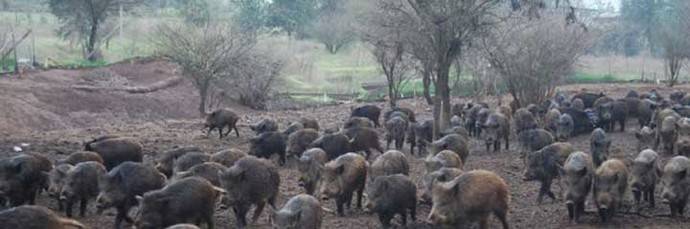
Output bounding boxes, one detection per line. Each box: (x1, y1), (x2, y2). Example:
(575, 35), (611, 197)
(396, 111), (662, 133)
(410, 120), (433, 155)
(563, 151), (593, 223)
(135, 177), (223, 229)
(482, 112), (510, 153)
(249, 131), (287, 166)
(174, 162), (226, 186)
(96, 162), (166, 229)
(556, 113), (575, 141)
(250, 118), (279, 135)
(660, 156), (690, 217)
(590, 128), (611, 168)
(287, 129), (320, 158)
(271, 194), (323, 229)
(47, 164), (73, 211)
(518, 128), (554, 155)
(297, 148), (329, 195)
(544, 108), (561, 134)
(635, 126), (656, 152)
(420, 168), (464, 204)
(319, 153), (367, 216)
(205, 108), (240, 139)
(58, 151), (104, 165)
(0, 205), (85, 229)
(428, 134), (470, 164)
(593, 159), (629, 223)
(385, 116), (408, 150)
(514, 108), (539, 134)
(173, 152), (210, 175)
(344, 117), (374, 129)
(427, 170), (510, 229)
(351, 104), (382, 128)
(155, 146), (203, 178)
(523, 142), (574, 203)
(310, 132), (351, 161)
(343, 127), (384, 159)
(0, 154), (49, 206)
(660, 116), (679, 154)
(299, 117), (320, 131)
(424, 150), (463, 173)
(60, 161), (107, 217)
(84, 137), (143, 171)
(369, 150), (409, 184)
(630, 149), (659, 211)
(219, 156), (280, 229)
(365, 174), (416, 228)
(210, 149), (247, 168)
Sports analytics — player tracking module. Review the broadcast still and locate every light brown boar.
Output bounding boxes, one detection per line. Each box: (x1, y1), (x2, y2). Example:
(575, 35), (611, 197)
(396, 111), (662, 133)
(427, 170), (510, 229)
(563, 151), (593, 223)
(58, 151), (104, 165)
(424, 150), (463, 173)
(319, 153), (367, 216)
(593, 159), (629, 223)
(0, 205), (85, 229)
(210, 149), (247, 168)
(369, 150), (409, 183)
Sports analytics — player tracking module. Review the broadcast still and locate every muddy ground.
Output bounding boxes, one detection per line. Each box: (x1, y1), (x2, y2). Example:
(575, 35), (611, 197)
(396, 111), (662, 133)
(3, 82), (690, 228)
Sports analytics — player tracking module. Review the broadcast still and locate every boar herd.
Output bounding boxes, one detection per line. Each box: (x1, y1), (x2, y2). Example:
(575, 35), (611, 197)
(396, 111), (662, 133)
(4, 88), (690, 228)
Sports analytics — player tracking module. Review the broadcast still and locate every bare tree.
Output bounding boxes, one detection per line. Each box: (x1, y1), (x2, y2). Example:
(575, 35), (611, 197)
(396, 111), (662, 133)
(657, 1), (690, 87)
(48, 0), (144, 61)
(310, 11), (356, 54)
(231, 50), (284, 110)
(153, 23), (257, 115)
(367, 0), (502, 139)
(483, 14), (591, 108)
(358, 4), (415, 107)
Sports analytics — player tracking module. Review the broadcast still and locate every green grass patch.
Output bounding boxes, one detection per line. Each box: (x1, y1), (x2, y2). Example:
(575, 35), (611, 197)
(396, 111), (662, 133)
(567, 72), (622, 84)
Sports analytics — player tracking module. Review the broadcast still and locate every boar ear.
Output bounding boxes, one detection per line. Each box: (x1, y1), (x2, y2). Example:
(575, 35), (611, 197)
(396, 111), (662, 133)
(336, 164), (346, 175)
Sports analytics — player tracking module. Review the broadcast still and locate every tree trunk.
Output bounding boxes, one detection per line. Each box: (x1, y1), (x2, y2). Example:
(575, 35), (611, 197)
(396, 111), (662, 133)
(422, 67), (433, 105)
(388, 82), (397, 107)
(198, 78), (211, 117)
(437, 62), (451, 133)
(86, 20), (99, 61)
(432, 94), (441, 140)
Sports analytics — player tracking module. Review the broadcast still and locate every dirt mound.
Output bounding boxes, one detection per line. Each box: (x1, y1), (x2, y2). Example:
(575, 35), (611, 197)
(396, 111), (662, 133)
(0, 60), (206, 134)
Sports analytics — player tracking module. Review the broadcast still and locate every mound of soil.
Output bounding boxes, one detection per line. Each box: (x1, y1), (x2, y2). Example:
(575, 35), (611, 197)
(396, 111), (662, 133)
(0, 60), (204, 134)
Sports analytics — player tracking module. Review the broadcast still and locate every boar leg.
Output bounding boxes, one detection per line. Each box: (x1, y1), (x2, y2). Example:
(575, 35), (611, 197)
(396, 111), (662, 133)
(233, 125), (240, 137)
(114, 205), (133, 229)
(495, 207), (510, 229)
(233, 205), (249, 228)
(537, 180), (555, 203)
(647, 186), (655, 208)
(478, 216), (490, 229)
(252, 201), (266, 223)
(336, 196), (346, 216)
(378, 213), (393, 228)
(410, 204), (416, 221)
(65, 199), (74, 217)
(80, 198), (88, 217)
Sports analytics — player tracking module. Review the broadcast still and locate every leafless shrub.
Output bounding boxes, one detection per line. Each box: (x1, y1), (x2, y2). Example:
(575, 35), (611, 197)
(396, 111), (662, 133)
(310, 11), (356, 54)
(657, 1), (690, 87)
(483, 14), (592, 108)
(154, 23), (280, 113)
